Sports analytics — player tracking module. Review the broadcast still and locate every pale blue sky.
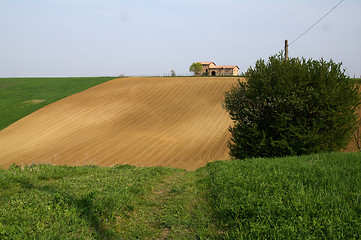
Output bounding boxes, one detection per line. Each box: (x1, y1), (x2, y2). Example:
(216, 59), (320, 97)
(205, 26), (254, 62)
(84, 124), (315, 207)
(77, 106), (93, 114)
(0, 0), (360, 77)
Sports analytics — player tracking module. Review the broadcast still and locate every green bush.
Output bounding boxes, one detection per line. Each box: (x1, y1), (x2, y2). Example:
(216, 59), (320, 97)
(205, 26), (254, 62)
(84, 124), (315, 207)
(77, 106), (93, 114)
(224, 54), (361, 159)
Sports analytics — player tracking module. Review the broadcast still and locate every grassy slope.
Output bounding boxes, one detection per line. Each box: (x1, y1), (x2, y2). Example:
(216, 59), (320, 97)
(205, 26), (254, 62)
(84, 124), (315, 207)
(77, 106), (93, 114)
(207, 152), (361, 239)
(1, 152), (360, 239)
(0, 77), (117, 131)
(0, 164), (218, 239)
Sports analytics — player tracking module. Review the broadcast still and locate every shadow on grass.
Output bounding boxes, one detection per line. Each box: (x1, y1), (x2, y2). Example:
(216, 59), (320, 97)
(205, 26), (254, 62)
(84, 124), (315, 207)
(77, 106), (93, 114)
(13, 178), (115, 239)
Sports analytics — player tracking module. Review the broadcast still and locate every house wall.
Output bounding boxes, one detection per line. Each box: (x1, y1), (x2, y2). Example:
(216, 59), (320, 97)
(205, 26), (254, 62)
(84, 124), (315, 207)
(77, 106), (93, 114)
(209, 67), (239, 76)
(197, 62), (239, 76)
(232, 67), (239, 76)
(200, 62), (216, 76)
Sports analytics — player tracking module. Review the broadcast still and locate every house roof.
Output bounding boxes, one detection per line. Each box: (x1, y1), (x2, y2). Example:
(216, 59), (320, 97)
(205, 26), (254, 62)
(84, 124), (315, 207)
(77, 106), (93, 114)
(198, 62), (216, 65)
(197, 62), (239, 69)
(209, 65), (239, 69)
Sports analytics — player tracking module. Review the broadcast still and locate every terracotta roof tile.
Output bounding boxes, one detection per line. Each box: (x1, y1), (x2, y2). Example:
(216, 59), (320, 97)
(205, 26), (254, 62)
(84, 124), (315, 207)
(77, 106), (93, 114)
(210, 65), (239, 69)
(197, 62), (239, 70)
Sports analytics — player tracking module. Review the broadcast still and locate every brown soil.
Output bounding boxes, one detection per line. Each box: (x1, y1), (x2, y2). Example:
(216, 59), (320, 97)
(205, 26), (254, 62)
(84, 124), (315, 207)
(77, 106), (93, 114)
(1, 77), (358, 170)
(0, 77), (240, 170)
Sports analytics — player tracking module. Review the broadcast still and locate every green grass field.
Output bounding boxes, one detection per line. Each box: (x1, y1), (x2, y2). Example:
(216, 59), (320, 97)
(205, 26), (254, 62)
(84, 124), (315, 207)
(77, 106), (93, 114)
(1, 152), (360, 239)
(206, 152), (361, 239)
(0, 77), (117, 131)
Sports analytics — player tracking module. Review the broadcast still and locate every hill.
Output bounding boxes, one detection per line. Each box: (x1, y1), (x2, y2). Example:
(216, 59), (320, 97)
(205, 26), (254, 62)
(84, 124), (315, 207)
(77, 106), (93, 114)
(0, 77), (116, 131)
(1, 152), (360, 239)
(0, 77), (239, 170)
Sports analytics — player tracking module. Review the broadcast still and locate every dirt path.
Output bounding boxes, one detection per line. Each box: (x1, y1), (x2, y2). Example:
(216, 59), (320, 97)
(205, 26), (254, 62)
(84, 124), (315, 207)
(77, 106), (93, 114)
(0, 77), (240, 170)
(115, 169), (219, 239)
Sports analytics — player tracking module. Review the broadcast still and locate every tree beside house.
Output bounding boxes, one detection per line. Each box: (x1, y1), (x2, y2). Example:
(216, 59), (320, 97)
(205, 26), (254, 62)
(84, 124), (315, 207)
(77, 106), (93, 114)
(190, 62), (239, 76)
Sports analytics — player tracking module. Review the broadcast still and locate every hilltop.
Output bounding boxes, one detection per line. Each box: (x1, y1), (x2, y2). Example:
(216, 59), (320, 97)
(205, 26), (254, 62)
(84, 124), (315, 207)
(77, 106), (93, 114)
(0, 77), (239, 170)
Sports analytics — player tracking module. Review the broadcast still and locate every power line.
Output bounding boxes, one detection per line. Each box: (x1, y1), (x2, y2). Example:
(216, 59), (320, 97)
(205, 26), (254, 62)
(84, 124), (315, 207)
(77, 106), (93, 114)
(289, 0), (344, 46)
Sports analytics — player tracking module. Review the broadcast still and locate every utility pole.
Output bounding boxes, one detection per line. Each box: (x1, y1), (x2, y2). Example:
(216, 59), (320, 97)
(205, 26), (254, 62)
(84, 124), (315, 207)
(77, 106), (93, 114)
(285, 40), (289, 61)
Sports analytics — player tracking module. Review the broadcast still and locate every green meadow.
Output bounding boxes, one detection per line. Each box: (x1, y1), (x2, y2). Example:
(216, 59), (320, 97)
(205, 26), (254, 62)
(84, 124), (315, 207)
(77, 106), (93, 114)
(1, 152), (360, 239)
(0, 77), (117, 131)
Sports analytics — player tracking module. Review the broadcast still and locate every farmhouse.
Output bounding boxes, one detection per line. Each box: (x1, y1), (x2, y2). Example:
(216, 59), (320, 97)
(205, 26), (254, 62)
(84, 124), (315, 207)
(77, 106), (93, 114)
(199, 62), (239, 76)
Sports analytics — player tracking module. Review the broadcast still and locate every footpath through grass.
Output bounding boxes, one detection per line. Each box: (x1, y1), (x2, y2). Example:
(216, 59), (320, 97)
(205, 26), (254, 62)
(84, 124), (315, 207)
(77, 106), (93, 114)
(1, 152), (360, 239)
(0, 164), (218, 239)
(0, 77), (117, 131)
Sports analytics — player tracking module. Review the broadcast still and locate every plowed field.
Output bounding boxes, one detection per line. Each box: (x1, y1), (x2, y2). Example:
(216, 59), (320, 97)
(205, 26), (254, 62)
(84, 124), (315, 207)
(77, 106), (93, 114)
(0, 77), (240, 170)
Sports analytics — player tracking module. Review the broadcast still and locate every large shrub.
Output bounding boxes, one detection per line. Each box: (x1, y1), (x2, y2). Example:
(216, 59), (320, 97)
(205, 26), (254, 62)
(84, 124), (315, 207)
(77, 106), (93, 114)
(224, 54), (361, 159)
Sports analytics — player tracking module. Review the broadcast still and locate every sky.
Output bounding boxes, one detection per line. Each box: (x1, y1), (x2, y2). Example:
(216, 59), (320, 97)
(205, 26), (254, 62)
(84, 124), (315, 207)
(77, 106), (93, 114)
(0, 0), (360, 77)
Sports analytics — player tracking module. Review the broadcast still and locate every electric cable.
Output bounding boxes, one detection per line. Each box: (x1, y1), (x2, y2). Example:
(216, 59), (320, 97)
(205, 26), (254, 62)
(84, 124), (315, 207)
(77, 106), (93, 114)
(289, 0), (344, 46)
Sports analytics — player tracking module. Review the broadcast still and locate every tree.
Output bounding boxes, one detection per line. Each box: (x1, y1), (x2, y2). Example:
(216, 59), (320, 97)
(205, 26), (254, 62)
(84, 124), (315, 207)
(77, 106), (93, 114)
(353, 119), (361, 151)
(171, 70), (176, 77)
(189, 62), (203, 76)
(223, 53), (361, 159)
